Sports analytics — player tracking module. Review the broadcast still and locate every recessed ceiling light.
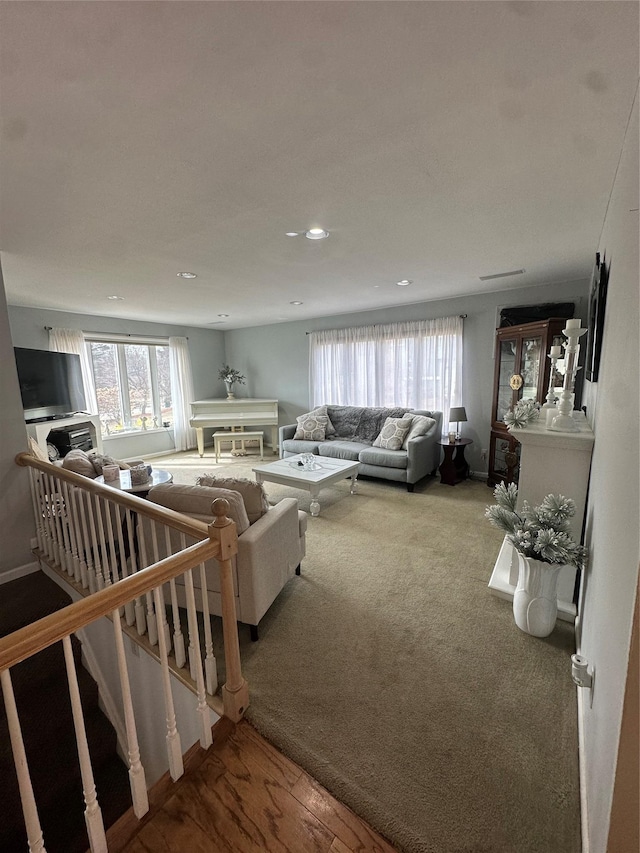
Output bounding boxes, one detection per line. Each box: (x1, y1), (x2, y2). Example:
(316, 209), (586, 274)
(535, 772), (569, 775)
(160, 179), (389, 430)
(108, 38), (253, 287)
(396, 279), (413, 286)
(285, 232), (301, 237)
(107, 295), (124, 300)
(217, 313), (229, 318)
(290, 301), (304, 305)
(305, 228), (329, 240)
(177, 271), (197, 279)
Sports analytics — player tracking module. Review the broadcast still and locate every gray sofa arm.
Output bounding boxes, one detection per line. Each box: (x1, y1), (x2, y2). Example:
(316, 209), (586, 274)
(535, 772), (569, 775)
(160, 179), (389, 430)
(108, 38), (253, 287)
(278, 423), (297, 452)
(405, 416), (442, 484)
(236, 497), (305, 625)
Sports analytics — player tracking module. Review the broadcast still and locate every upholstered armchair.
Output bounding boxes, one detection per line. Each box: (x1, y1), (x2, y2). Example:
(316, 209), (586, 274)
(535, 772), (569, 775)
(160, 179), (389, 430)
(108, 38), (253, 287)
(147, 478), (307, 640)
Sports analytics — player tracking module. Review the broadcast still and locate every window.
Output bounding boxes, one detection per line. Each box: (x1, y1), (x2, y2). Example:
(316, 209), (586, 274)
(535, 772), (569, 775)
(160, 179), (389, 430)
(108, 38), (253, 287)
(87, 339), (173, 436)
(309, 316), (463, 415)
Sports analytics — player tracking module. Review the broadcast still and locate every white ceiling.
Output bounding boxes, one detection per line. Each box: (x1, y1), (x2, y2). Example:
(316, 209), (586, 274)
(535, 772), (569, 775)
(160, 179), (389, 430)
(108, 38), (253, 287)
(1, 1), (638, 330)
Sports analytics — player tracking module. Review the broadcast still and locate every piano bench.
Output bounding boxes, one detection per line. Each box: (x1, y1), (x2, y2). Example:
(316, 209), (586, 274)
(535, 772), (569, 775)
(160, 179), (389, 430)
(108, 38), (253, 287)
(213, 430), (264, 463)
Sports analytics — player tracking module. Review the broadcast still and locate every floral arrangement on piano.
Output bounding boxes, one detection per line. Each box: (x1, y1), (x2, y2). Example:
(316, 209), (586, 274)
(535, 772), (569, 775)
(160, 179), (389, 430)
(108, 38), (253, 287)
(218, 365), (246, 399)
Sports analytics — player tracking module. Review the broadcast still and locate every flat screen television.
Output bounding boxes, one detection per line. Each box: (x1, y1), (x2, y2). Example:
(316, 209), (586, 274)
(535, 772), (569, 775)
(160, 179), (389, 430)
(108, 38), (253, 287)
(14, 347), (87, 422)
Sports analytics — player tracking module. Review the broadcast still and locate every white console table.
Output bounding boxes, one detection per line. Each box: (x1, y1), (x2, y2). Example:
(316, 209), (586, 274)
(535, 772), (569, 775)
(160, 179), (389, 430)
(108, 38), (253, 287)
(26, 414), (103, 456)
(488, 412), (594, 622)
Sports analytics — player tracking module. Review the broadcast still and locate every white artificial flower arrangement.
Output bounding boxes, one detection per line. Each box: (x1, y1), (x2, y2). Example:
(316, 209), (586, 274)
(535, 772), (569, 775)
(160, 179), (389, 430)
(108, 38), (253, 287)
(503, 398), (540, 429)
(486, 482), (587, 568)
(218, 365), (246, 386)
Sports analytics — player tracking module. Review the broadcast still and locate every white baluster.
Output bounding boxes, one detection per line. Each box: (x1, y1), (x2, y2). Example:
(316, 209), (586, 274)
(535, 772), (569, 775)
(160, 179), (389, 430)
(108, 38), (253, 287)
(112, 610), (149, 818)
(55, 476), (73, 575)
(152, 585), (184, 781)
(62, 481), (81, 582)
(184, 568), (212, 749)
(62, 636), (107, 852)
(1, 669), (47, 853)
(166, 528), (186, 669)
(78, 489), (93, 590)
(86, 492), (101, 593)
(102, 499), (118, 586)
(150, 524), (171, 652)
(42, 472), (56, 561)
(28, 468), (46, 553)
(198, 562), (217, 695)
(46, 473), (64, 567)
(92, 495), (108, 589)
(138, 527), (157, 646)
(123, 509), (143, 631)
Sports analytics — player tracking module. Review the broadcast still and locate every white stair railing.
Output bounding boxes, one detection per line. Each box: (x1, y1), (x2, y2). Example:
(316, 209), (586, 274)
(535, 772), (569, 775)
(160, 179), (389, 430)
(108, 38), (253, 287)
(3, 451), (250, 852)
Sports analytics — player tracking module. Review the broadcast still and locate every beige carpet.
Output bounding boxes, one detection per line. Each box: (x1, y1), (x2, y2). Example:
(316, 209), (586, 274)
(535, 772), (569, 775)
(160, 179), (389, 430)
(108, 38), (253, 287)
(155, 449), (580, 853)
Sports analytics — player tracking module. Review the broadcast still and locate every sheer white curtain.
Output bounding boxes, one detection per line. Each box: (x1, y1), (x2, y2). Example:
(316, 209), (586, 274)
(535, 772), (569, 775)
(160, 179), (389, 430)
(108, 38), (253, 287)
(309, 316), (463, 417)
(48, 327), (99, 413)
(169, 336), (197, 451)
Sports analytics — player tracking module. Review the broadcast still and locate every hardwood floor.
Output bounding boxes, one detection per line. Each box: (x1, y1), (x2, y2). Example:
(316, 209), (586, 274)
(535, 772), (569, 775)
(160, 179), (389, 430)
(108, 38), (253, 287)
(122, 719), (397, 853)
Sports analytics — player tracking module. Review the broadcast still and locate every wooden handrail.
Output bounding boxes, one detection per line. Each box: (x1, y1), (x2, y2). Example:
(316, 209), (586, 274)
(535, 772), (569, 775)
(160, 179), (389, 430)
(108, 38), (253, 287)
(15, 452), (208, 539)
(0, 539), (220, 673)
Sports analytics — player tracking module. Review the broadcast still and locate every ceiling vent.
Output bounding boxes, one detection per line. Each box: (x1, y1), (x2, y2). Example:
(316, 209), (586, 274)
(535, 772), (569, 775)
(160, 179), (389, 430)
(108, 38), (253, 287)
(479, 269), (525, 281)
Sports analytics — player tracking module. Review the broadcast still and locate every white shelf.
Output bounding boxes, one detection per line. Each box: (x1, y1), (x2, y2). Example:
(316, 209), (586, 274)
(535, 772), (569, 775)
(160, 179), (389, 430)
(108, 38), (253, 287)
(26, 414), (103, 455)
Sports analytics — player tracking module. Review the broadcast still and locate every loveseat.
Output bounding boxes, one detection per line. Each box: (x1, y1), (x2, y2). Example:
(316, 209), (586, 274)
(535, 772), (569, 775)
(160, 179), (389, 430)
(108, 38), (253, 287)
(279, 405), (443, 491)
(147, 477), (307, 641)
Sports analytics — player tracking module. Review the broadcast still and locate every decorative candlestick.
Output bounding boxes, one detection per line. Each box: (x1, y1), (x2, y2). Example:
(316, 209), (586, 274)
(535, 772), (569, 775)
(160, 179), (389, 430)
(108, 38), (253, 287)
(541, 345), (562, 412)
(549, 321), (587, 432)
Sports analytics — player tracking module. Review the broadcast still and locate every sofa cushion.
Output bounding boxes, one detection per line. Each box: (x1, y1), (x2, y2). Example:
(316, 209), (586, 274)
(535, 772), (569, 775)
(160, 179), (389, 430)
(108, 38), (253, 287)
(402, 414), (436, 448)
(196, 476), (269, 524)
(317, 441), (368, 462)
(62, 449), (98, 478)
(282, 439), (322, 455)
(294, 413), (329, 441)
(358, 446), (409, 469)
(148, 483), (250, 534)
(373, 415), (413, 450)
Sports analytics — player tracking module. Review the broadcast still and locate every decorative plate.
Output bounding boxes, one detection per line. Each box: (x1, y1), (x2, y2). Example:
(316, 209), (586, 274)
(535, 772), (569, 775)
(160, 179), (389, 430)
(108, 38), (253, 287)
(289, 461), (322, 472)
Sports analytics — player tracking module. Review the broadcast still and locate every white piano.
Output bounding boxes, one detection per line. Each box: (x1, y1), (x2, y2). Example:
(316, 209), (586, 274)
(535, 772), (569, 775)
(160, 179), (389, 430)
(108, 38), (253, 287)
(189, 398), (279, 458)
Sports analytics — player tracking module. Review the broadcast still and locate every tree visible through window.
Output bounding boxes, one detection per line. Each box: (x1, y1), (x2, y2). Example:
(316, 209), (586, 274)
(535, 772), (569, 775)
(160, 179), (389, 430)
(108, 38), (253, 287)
(88, 341), (173, 436)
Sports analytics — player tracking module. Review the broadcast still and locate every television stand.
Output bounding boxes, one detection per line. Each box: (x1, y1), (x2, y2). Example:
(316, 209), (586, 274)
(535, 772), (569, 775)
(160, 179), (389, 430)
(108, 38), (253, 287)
(26, 413), (103, 457)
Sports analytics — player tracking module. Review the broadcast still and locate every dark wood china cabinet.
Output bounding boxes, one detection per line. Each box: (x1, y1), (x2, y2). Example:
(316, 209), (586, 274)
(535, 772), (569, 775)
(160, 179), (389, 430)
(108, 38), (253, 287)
(488, 318), (568, 487)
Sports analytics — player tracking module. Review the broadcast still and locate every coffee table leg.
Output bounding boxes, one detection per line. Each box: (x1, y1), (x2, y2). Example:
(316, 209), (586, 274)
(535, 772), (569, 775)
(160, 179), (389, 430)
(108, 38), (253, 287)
(309, 488), (321, 517)
(350, 474), (358, 495)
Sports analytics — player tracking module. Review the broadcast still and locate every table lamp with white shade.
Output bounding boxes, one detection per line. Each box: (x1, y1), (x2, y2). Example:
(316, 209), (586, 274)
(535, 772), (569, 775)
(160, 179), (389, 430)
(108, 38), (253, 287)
(449, 406), (467, 440)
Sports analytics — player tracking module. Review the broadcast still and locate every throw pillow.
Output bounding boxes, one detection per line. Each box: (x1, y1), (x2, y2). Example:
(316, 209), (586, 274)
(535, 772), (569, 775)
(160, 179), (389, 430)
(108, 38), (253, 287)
(149, 483), (250, 534)
(307, 405), (336, 436)
(196, 475), (270, 524)
(293, 413), (329, 441)
(62, 449), (98, 478)
(89, 452), (130, 475)
(402, 415), (436, 448)
(373, 416), (413, 451)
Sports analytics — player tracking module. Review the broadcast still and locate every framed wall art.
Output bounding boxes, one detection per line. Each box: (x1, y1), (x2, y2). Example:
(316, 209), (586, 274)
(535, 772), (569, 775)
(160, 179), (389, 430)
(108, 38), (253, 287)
(585, 252), (608, 382)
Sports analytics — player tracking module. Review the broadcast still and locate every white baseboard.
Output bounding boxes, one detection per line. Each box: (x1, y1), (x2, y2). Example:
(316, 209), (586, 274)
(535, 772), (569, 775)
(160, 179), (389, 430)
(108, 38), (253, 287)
(0, 560), (41, 585)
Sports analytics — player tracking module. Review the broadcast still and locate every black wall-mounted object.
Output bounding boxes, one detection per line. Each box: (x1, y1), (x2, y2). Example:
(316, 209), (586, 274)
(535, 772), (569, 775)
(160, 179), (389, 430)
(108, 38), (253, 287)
(499, 302), (575, 327)
(585, 253), (608, 382)
(14, 347), (87, 422)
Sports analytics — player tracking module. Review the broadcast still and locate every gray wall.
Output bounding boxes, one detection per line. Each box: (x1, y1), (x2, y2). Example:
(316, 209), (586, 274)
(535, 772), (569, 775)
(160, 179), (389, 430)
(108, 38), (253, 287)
(0, 266), (38, 578)
(224, 279), (590, 474)
(8, 306), (226, 459)
(579, 91), (639, 850)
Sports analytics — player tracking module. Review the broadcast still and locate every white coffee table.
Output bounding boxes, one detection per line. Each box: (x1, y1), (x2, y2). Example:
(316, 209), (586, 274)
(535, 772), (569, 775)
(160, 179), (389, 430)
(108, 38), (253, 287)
(95, 468), (173, 495)
(252, 454), (359, 517)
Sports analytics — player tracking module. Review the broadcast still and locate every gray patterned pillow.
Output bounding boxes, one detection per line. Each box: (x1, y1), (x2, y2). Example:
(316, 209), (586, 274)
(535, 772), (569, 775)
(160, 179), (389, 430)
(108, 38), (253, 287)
(373, 415), (413, 450)
(294, 413), (329, 441)
(307, 405), (336, 436)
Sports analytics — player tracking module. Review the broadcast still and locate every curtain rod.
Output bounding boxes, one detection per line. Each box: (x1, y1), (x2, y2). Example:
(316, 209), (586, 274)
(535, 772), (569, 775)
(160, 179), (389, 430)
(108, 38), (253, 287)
(44, 327), (188, 341)
(305, 314), (467, 334)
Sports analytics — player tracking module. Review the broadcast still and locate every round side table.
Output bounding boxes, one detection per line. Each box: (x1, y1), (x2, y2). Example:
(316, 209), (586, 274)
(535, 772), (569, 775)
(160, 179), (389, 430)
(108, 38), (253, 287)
(437, 438), (473, 486)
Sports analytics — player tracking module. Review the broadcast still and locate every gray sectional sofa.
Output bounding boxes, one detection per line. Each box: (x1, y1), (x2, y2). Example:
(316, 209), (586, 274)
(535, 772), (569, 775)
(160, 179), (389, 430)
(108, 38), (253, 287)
(279, 405), (443, 491)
